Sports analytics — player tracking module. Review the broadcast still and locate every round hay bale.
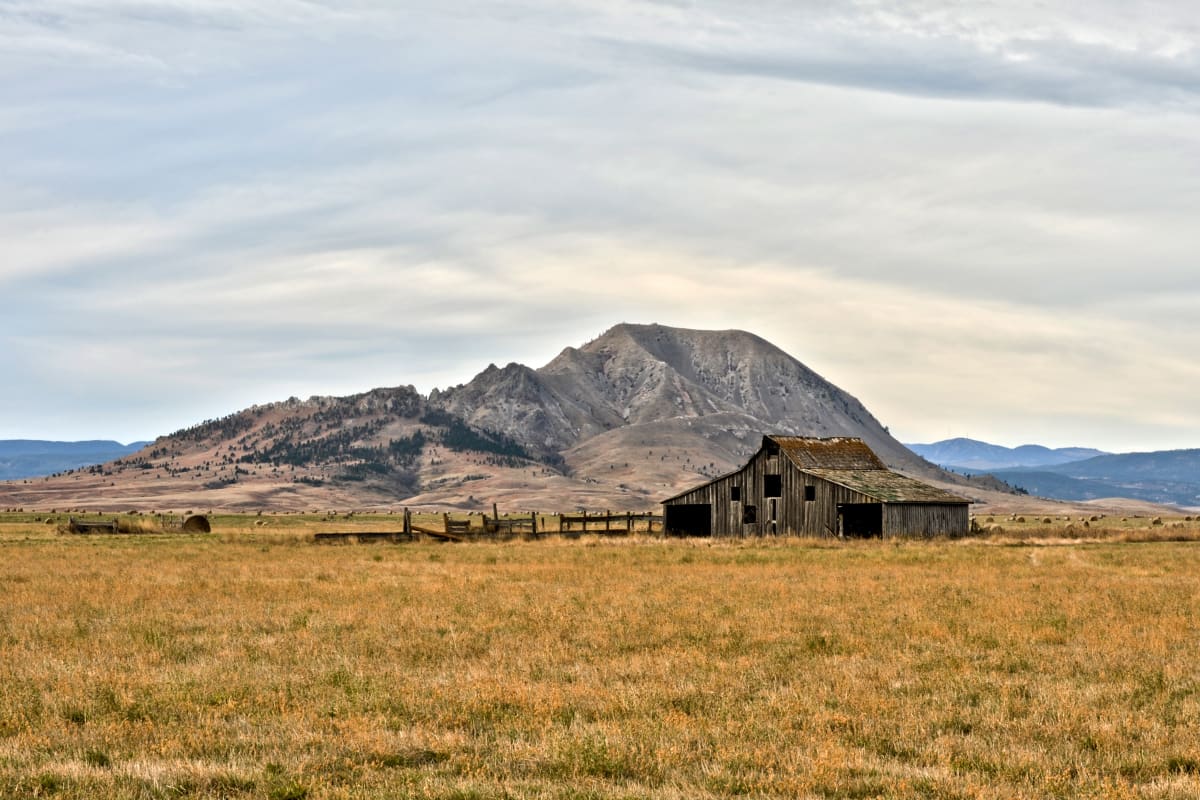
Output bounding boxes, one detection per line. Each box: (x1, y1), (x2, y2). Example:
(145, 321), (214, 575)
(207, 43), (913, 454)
(1016, 516), (1026, 523)
(182, 514), (212, 533)
(1151, 517), (1163, 526)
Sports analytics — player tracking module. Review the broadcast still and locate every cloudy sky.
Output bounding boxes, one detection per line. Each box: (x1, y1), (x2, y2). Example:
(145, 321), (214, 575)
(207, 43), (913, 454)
(2, 1), (1198, 452)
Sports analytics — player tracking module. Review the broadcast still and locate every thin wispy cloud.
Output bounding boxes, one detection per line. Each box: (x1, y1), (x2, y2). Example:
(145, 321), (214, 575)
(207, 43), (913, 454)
(1, 1), (1198, 451)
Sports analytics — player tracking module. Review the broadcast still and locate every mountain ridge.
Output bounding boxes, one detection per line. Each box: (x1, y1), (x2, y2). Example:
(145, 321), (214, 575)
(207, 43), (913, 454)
(910, 438), (1200, 508)
(0, 440), (150, 481)
(906, 437), (1108, 471)
(0, 324), (1008, 511)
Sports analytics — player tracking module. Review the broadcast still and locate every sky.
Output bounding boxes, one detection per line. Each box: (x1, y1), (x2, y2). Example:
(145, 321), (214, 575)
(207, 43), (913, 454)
(2, 1), (1199, 453)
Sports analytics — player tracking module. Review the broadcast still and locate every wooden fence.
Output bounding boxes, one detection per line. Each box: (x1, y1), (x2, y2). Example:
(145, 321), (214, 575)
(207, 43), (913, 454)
(557, 510), (664, 535)
(314, 507), (663, 543)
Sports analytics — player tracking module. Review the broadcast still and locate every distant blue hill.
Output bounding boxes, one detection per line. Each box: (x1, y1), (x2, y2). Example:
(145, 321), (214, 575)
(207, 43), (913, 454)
(905, 437), (1107, 471)
(908, 438), (1200, 508)
(0, 440), (150, 481)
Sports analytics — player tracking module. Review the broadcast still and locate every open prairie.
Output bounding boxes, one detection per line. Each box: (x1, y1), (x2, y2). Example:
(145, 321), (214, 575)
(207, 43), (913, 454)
(2, 515), (1199, 799)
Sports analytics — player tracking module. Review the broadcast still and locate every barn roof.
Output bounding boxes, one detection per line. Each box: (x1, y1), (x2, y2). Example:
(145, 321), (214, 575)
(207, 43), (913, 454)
(802, 469), (970, 504)
(661, 435), (971, 505)
(768, 436), (887, 470)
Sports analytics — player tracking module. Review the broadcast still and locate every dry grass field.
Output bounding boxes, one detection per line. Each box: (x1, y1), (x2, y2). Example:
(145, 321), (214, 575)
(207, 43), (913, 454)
(2, 513), (1200, 799)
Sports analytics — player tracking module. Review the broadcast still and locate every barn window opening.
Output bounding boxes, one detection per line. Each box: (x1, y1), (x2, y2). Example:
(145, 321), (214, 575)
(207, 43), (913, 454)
(764, 440), (780, 456)
(731, 485), (741, 502)
(764, 474), (782, 497)
(743, 505), (757, 524)
(804, 485), (816, 501)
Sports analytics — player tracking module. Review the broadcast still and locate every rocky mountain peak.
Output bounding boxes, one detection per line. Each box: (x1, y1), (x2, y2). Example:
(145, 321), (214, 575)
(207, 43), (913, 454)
(2, 323), (960, 510)
(437, 322), (931, 476)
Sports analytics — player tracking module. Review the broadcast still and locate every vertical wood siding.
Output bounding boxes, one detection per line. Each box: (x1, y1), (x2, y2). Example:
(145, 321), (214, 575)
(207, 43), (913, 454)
(664, 441), (971, 538)
(882, 504), (969, 537)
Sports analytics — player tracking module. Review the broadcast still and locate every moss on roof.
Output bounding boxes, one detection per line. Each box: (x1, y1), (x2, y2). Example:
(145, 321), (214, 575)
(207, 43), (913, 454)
(804, 468), (969, 504)
(769, 436), (886, 470)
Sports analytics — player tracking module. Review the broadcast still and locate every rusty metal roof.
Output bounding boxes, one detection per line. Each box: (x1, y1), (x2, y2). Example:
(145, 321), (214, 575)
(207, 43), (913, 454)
(804, 468), (970, 504)
(768, 436), (887, 470)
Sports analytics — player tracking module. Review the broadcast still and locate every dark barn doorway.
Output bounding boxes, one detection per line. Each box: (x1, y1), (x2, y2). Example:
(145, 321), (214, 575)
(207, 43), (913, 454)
(664, 504), (712, 537)
(838, 503), (883, 538)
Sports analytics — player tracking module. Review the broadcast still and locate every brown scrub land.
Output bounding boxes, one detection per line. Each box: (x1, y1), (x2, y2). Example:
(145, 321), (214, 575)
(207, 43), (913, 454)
(2, 514), (1200, 799)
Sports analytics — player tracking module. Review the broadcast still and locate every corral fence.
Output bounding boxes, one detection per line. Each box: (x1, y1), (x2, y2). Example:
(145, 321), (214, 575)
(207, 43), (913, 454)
(315, 506), (663, 544)
(558, 510), (664, 535)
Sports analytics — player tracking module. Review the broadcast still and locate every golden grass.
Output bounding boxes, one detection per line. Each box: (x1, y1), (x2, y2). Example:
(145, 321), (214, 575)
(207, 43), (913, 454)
(1, 516), (1199, 798)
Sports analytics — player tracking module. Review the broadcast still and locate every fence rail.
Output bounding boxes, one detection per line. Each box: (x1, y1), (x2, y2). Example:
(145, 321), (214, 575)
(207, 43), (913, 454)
(313, 507), (663, 543)
(558, 511), (664, 535)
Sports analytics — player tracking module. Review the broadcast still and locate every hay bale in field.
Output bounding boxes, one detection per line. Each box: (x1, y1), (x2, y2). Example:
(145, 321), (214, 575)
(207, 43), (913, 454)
(182, 514), (212, 533)
(1042, 517), (1052, 524)
(1151, 517), (1163, 526)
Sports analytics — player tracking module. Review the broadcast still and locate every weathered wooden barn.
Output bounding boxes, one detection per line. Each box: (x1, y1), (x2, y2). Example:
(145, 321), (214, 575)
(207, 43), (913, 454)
(662, 436), (970, 538)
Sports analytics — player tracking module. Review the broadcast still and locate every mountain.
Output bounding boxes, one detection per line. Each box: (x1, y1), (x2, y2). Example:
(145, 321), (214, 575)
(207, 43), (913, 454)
(906, 437), (1107, 471)
(1051, 449), (1200, 483)
(437, 325), (934, 473)
(0, 440), (149, 481)
(0, 323), (1000, 511)
(989, 449), (1200, 508)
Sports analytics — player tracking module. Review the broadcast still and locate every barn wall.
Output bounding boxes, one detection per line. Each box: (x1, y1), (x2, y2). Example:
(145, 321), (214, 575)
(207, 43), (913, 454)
(664, 446), (873, 537)
(661, 472), (729, 536)
(665, 440), (970, 538)
(882, 504), (970, 537)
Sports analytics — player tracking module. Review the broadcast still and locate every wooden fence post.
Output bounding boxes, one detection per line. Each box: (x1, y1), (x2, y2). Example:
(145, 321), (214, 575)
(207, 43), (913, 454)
(531, 511), (537, 536)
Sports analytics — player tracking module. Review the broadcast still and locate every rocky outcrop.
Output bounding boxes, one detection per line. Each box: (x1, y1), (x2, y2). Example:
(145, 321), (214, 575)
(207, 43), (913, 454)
(433, 323), (935, 476)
